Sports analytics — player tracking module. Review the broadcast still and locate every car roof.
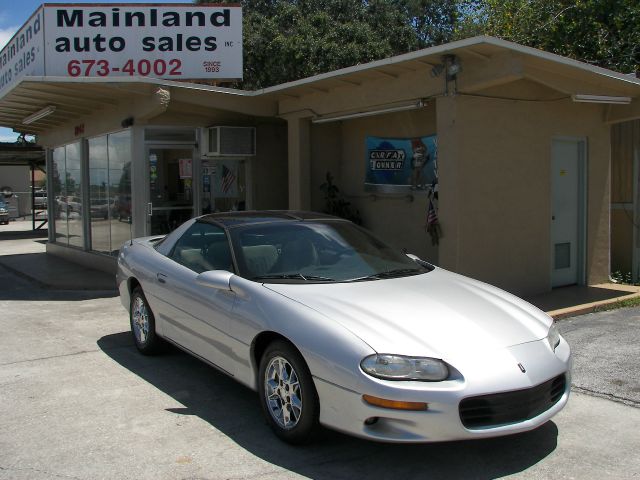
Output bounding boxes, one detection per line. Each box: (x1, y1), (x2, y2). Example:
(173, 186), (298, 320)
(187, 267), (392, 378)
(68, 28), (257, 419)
(198, 210), (346, 228)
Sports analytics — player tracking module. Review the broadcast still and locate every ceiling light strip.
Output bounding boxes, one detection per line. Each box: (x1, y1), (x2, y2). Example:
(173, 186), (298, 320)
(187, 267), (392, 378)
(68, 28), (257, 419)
(312, 100), (425, 124)
(22, 106), (57, 125)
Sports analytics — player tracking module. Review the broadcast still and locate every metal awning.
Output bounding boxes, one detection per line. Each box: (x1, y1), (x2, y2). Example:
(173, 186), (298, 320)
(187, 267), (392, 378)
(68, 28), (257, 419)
(0, 143), (45, 166)
(0, 80), (161, 134)
(0, 143), (47, 230)
(2, 35), (640, 133)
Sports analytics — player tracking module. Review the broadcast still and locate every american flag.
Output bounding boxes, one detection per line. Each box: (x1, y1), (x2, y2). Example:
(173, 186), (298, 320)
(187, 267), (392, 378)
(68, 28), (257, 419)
(426, 198), (438, 226)
(221, 165), (236, 194)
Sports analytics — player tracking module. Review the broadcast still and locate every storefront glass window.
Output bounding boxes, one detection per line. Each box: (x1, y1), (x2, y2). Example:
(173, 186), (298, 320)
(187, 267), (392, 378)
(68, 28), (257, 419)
(108, 131), (132, 252)
(88, 130), (132, 255)
(65, 142), (83, 248)
(52, 146), (68, 244)
(89, 136), (110, 253)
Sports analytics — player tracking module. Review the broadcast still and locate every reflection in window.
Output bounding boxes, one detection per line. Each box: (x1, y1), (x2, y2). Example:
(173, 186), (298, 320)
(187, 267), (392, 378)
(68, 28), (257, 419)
(65, 143), (84, 248)
(51, 143), (83, 247)
(52, 146), (68, 244)
(89, 136), (109, 253)
(88, 130), (132, 255)
(109, 131), (132, 252)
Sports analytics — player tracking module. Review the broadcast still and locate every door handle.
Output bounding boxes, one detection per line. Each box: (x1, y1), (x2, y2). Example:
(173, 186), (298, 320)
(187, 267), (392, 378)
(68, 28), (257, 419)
(148, 202), (153, 216)
(156, 273), (167, 284)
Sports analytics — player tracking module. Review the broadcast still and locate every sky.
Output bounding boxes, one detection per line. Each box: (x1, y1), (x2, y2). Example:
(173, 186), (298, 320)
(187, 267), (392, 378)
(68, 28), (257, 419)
(0, 0), (194, 143)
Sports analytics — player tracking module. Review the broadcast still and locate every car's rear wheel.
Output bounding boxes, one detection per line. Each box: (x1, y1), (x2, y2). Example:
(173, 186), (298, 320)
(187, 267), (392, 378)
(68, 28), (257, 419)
(258, 340), (320, 444)
(130, 286), (163, 355)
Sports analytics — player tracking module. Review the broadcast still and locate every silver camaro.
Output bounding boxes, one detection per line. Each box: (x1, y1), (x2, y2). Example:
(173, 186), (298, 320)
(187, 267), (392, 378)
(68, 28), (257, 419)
(117, 211), (571, 444)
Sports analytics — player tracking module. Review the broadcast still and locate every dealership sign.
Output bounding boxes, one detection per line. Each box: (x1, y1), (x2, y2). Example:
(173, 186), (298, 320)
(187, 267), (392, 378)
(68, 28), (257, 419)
(0, 4), (242, 97)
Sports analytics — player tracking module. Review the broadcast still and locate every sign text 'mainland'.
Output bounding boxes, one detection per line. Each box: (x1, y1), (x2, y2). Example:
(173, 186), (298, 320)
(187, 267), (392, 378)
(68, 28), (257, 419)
(0, 4), (243, 97)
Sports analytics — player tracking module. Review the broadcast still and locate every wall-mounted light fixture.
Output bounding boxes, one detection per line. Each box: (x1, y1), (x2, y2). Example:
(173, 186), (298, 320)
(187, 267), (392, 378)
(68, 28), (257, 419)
(444, 55), (462, 80)
(571, 94), (632, 105)
(22, 105), (56, 125)
(312, 100), (425, 124)
(121, 117), (135, 128)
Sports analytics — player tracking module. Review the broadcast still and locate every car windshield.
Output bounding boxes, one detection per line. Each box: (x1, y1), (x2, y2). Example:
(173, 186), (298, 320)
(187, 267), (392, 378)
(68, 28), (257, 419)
(229, 220), (432, 283)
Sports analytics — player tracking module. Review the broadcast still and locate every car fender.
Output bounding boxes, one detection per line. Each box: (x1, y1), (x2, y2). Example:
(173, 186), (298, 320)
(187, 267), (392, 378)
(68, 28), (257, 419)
(227, 275), (376, 393)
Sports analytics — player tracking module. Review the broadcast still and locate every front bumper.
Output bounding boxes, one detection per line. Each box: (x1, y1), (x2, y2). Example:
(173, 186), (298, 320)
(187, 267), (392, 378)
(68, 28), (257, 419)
(314, 338), (572, 443)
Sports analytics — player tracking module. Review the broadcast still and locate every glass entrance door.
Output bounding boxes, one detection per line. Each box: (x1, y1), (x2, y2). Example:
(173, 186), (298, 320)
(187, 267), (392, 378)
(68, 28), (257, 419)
(201, 159), (247, 214)
(148, 147), (195, 235)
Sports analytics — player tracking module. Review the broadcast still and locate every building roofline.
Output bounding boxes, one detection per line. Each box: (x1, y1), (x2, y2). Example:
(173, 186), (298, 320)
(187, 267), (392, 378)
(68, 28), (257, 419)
(256, 36), (640, 96)
(3, 35), (639, 102)
(0, 75), (257, 97)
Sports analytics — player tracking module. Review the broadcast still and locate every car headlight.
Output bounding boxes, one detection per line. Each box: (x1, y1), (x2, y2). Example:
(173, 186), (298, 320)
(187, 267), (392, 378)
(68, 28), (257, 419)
(361, 354), (449, 381)
(547, 323), (561, 351)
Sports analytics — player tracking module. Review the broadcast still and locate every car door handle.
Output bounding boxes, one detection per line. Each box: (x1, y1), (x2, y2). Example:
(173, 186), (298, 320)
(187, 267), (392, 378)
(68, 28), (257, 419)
(156, 273), (167, 284)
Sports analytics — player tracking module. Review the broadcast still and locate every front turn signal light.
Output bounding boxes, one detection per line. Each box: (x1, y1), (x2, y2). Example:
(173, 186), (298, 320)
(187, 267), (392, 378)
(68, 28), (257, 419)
(362, 394), (428, 411)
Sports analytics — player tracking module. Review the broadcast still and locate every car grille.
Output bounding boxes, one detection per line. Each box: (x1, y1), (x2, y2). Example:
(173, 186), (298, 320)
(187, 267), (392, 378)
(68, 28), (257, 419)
(459, 374), (566, 429)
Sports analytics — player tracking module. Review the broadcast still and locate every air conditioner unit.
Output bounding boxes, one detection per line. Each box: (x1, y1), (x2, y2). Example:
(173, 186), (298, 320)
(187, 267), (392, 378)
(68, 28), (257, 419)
(201, 126), (256, 157)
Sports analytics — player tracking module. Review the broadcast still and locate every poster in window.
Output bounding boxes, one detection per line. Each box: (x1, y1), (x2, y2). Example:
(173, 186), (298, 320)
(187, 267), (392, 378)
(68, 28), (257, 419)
(214, 161), (238, 198)
(178, 158), (192, 179)
(365, 135), (437, 193)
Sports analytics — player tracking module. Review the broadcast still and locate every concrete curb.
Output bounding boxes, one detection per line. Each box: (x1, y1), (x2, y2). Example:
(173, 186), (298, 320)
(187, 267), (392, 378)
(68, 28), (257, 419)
(548, 289), (640, 320)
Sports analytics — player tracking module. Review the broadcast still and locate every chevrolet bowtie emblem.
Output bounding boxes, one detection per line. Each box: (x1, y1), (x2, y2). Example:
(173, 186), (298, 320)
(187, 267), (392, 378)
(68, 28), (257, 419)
(518, 363), (526, 373)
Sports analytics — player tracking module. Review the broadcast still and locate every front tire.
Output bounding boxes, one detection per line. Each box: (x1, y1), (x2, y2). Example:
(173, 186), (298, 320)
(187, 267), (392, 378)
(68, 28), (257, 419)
(258, 340), (320, 444)
(130, 286), (163, 355)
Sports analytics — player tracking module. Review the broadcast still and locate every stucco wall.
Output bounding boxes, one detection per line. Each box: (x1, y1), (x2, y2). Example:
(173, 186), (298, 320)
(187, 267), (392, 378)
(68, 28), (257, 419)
(436, 92), (610, 296)
(253, 122), (289, 210)
(309, 105), (440, 262)
(307, 90), (611, 296)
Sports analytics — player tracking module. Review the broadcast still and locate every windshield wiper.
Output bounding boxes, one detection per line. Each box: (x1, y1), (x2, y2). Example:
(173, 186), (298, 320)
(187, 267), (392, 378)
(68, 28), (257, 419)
(346, 268), (423, 282)
(253, 273), (335, 282)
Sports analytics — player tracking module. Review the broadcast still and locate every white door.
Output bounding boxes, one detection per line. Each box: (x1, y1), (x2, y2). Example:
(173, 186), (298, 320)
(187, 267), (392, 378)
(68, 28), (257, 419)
(551, 138), (586, 287)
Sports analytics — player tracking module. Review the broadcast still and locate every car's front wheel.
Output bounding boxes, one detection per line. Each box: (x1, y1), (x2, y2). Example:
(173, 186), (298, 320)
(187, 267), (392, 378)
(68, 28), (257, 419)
(258, 340), (320, 444)
(130, 286), (163, 355)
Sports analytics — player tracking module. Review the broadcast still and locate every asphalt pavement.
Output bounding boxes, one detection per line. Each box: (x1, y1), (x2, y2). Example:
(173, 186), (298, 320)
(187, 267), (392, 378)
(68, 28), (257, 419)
(0, 221), (639, 479)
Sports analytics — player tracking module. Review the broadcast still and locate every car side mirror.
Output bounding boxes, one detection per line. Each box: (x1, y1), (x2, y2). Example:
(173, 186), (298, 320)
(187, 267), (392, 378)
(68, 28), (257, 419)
(196, 270), (234, 291)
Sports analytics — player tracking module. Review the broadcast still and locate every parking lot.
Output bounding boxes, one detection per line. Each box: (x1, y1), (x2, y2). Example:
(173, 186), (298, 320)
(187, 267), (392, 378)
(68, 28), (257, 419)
(0, 223), (639, 480)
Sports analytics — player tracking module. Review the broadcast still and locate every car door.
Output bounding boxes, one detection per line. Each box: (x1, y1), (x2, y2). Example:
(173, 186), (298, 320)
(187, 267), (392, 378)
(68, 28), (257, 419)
(156, 221), (238, 375)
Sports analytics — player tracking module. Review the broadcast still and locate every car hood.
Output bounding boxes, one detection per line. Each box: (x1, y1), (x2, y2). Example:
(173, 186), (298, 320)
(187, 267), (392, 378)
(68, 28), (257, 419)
(264, 268), (551, 359)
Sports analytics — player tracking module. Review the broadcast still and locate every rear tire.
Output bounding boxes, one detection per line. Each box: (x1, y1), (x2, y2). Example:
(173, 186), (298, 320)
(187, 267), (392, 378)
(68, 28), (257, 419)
(258, 340), (320, 444)
(130, 286), (163, 355)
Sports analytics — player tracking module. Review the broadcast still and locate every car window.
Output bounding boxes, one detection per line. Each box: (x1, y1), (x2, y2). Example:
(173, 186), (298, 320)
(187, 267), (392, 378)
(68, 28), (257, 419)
(230, 220), (432, 282)
(169, 221), (234, 273)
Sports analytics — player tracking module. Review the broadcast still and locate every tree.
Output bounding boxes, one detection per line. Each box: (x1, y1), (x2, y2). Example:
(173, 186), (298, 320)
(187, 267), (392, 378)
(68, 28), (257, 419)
(458, 0), (640, 74)
(196, 0), (467, 89)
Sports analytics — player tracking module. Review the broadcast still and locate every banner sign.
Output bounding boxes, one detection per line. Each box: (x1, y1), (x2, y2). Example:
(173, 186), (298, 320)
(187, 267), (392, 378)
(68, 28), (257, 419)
(44, 4), (242, 79)
(0, 4), (242, 97)
(0, 7), (45, 97)
(365, 135), (438, 193)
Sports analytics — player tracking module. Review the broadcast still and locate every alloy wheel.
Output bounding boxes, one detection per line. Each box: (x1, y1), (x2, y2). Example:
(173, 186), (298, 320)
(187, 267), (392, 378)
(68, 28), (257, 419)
(264, 356), (303, 429)
(132, 296), (149, 344)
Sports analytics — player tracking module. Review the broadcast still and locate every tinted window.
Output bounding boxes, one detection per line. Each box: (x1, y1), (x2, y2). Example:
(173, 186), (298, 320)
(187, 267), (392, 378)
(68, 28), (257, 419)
(229, 220), (431, 283)
(169, 222), (233, 273)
